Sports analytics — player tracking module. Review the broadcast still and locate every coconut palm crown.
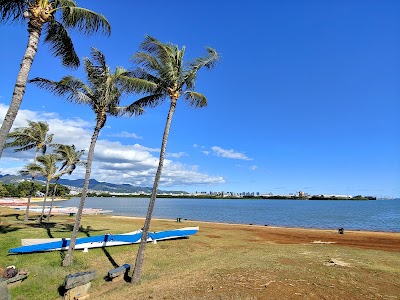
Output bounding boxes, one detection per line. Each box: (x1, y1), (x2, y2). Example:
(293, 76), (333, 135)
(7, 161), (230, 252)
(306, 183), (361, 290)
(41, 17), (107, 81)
(52, 143), (85, 175)
(5, 120), (53, 155)
(128, 36), (219, 283)
(5, 120), (53, 221)
(124, 35), (219, 113)
(0, 0), (110, 158)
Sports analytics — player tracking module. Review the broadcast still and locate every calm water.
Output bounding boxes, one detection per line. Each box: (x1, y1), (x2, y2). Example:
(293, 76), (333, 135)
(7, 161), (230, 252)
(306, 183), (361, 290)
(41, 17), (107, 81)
(59, 197), (400, 232)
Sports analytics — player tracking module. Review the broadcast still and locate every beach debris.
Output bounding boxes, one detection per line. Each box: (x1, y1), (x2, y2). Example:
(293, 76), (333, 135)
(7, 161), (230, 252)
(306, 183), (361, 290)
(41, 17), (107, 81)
(2, 266), (17, 279)
(324, 258), (350, 267)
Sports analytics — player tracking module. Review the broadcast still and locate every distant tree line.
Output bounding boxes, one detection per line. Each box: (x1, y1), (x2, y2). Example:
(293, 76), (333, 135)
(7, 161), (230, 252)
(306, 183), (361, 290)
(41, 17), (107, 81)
(0, 181), (70, 198)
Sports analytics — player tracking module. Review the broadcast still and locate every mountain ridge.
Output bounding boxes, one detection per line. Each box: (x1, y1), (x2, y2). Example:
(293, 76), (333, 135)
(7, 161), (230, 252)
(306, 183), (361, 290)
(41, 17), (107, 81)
(0, 174), (188, 194)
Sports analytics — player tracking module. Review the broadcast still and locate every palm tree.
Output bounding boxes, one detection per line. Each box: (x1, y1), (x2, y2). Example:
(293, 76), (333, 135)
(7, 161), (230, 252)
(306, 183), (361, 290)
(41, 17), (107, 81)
(29, 47), (151, 266)
(0, 0), (111, 158)
(20, 153), (57, 223)
(46, 144), (85, 222)
(127, 36), (219, 283)
(5, 120), (53, 221)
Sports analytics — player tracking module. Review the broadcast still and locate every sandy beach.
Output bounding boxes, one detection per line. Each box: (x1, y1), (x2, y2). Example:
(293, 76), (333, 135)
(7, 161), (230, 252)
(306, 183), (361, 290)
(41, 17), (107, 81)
(111, 215), (400, 252)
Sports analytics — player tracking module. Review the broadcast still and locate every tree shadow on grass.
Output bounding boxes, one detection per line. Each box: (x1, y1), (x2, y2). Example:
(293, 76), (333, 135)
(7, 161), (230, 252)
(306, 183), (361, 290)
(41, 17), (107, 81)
(26, 222), (58, 238)
(82, 228), (119, 269)
(0, 224), (22, 234)
(0, 213), (22, 220)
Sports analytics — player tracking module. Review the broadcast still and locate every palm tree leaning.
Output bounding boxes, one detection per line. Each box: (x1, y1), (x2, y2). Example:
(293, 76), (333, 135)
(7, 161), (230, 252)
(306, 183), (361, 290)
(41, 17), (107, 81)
(5, 120), (53, 221)
(30, 47), (153, 266)
(127, 36), (219, 283)
(46, 144), (85, 222)
(20, 153), (57, 222)
(0, 0), (110, 158)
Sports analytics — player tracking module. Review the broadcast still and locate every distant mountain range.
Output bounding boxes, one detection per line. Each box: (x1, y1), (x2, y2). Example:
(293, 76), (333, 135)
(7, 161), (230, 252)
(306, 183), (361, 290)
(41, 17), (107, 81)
(0, 174), (188, 194)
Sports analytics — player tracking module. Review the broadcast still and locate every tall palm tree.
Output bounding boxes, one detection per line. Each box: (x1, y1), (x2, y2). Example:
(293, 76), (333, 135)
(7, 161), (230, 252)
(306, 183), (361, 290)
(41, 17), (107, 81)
(0, 0), (110, 158)
(29, 47), (152, 266)
(20, 153), (58, 223)
(5, 120), (53, 221)
(127, 36), (219, 283)
(46, 144), (85, 222)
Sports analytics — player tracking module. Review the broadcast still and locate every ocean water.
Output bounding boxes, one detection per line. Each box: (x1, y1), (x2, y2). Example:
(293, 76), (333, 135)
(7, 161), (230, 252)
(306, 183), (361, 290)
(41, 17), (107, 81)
(60, 197), (400, 232)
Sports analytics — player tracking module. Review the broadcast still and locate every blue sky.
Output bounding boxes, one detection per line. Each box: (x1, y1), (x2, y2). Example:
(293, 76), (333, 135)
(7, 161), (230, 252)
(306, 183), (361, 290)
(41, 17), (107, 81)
(0, 0), (399, 197)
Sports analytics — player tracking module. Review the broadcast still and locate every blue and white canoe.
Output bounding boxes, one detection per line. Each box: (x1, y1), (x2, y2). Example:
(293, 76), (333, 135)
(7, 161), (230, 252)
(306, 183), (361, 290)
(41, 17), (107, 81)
(8, 226), (199, 254)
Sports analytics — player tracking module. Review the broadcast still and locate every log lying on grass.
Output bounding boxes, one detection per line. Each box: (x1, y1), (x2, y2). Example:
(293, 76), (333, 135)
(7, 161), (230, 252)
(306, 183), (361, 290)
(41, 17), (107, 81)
(107, 264), (131, 282)
(63, 271), (95, 300)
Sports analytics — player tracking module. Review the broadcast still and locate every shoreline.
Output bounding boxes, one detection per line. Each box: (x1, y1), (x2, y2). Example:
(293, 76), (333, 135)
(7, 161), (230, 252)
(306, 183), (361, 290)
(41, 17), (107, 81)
(108, 214), (400, 253)
(109, 214), (400, 234)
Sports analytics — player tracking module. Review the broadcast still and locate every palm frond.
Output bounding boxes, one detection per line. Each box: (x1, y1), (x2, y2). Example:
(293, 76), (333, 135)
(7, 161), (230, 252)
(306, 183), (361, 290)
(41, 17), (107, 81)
(29, 76), (93, 104)
(20, 163), (44, 177)
(129, 68), (163, 87)
(90, 47), (107, 70)
(130, 93), (166, 109)
(117, 73), (158, 94)
(183, 91), (208, 108)
(84, 54), (109, 88)
(140, 35), (176, 83)
(44, 20), (80, 68)
(189, 47), (219, 70)
(183, 47), (219, 89)
(61, 6), (110, 36)
(0, 0), (26, 23)
(14, 144), (36, 152)
(133, 52), (163, 74)
(113, 104), (145, 117)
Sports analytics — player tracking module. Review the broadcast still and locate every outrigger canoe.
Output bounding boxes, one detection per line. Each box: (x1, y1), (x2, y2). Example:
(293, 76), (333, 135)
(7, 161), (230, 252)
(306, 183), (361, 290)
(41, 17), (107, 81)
(9, 226), (199, 254)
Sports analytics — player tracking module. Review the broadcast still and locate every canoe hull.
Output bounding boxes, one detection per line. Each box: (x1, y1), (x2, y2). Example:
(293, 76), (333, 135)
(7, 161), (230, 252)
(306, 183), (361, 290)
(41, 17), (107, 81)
(9, 227), (199, 254)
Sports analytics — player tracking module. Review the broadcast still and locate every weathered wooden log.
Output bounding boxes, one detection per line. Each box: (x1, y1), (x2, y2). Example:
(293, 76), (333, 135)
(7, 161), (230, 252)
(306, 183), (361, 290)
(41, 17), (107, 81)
(107, 264), (130, 281)
(63, 271), (96, 290)
(63, 271), (95, 300)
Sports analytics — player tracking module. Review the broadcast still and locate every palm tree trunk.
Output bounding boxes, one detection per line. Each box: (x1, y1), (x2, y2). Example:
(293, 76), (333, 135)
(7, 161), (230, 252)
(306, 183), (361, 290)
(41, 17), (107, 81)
(38, 180), (50, 223)
(46, 182), (58, 222)
(62, 115), (105, 267)
(25, 150), (39, 222)
(130, 99), (177, 283)
(0, 21), (43, 158)
(24, 180), (35, 222)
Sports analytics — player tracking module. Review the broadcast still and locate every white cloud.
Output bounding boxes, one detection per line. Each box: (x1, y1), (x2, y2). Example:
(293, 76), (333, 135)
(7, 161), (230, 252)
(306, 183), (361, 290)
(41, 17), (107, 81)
(211, 146), (253, 161)
(166, 152), (188, 158)
(202, 151), (210, 155)
(0, 104), (224, 188)
(249, 165), (258, 171)
(108, 131), (143, 139)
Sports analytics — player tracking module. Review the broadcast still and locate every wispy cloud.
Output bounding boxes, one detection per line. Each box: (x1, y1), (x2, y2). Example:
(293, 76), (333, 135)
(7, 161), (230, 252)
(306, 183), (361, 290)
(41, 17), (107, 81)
(249, 165), (258, 171)
(166, 152), (188, 158)
(109, 131), (143, 139)
(211, 146), (253, 161)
